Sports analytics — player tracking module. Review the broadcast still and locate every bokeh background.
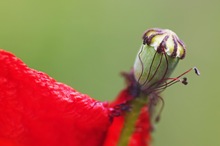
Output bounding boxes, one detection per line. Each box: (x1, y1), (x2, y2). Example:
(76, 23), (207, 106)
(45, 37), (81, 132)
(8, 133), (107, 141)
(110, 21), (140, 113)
(0, 0), (219, 146)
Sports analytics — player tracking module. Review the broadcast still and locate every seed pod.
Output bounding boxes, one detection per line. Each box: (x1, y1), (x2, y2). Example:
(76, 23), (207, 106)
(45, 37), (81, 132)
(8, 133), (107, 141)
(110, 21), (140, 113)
(133, 28), (186, 91)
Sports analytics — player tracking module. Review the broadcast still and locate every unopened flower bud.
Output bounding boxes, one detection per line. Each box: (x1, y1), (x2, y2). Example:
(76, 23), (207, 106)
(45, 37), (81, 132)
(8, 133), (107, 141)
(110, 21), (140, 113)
(133, 28), (186, 91)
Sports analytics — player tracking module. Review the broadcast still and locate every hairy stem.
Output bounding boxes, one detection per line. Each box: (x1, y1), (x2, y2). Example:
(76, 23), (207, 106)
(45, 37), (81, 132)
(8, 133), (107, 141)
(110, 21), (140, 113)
(117, 94), (148, 146)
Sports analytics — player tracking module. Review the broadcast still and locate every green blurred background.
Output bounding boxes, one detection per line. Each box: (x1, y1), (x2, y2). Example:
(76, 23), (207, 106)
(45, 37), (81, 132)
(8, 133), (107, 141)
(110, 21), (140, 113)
(0, 0), (219, 146)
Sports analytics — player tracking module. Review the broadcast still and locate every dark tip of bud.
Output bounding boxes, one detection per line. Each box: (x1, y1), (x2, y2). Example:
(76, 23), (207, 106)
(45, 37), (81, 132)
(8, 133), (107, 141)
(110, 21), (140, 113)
(142, 28), (186, 59)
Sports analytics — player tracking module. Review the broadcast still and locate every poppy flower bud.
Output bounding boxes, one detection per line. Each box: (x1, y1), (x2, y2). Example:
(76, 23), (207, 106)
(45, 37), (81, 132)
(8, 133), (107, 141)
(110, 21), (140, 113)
(133, 28), (186, 91)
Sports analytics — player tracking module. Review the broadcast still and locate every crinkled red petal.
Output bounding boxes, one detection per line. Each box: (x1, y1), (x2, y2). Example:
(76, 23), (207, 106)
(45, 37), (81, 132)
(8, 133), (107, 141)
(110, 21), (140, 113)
(0, 50), (111, 146)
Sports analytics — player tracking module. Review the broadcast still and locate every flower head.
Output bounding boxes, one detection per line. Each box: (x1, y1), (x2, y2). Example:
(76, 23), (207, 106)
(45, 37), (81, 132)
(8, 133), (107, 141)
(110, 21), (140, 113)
(132, 28), (200, 123)
(133, 28), (188, 93)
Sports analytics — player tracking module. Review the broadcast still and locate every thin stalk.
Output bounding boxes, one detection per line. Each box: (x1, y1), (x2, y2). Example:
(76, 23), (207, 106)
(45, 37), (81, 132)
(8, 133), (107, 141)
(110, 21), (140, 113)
(117, 94), (148, 146)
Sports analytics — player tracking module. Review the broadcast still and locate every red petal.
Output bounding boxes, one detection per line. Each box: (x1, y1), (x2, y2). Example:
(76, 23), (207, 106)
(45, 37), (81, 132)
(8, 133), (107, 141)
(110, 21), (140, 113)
(0, 50), (111, 146)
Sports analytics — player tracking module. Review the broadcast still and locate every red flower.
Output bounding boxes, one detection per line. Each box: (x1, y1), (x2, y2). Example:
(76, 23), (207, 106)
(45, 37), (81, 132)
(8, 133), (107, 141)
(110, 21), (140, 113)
(0, 50), (150, 146)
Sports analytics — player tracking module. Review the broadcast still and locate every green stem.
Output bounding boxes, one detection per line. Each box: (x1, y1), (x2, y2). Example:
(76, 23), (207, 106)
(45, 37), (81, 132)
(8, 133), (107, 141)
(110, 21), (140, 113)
(117, 94), (148, 146)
